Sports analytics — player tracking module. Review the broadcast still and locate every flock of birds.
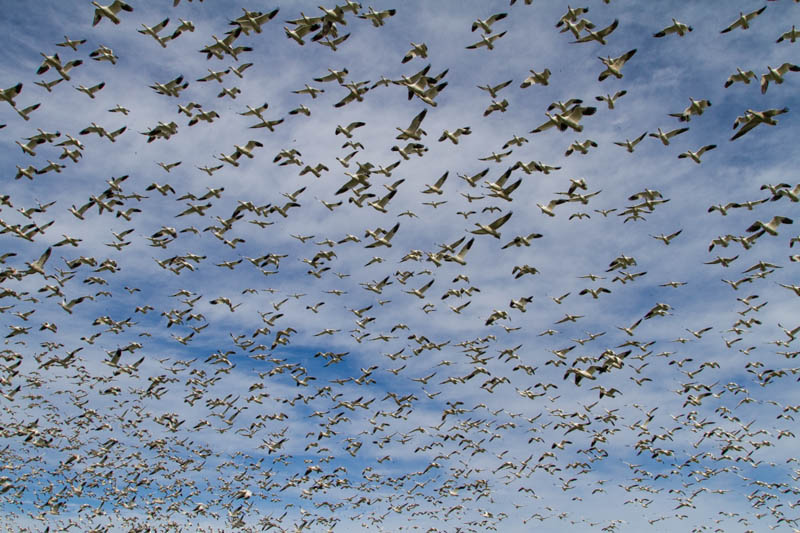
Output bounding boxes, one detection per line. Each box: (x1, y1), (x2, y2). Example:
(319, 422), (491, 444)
(1, 1), (800, 532)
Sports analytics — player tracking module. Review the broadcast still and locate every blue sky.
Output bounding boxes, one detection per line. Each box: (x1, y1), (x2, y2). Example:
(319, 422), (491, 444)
(1, 1), (799, 531)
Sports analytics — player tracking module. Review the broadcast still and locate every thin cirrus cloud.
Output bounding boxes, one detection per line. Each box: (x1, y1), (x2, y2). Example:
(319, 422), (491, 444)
(0, 1), (799, 531)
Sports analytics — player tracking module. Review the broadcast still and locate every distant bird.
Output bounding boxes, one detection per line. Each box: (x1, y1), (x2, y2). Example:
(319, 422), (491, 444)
(760, 63), (800, 94)
(724, 68), (757, 88)
(678, 144), (716, 164)
(649, 127), (689, 145)
(598, 49), (636, 81)
(653, 18), (692, 38)
(92, 0), (134, 26)
(720, 6), (767, 34)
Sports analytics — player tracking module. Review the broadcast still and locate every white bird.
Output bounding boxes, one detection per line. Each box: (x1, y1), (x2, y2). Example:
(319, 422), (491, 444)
(653, 18), (692, 38)
(669, 97), (711, 122)
(730, 107), (789, 141)
(471, 211), (512, 238)
(595, 90), (626, 109)
(472, 12), (507, 33)
(613, 132), (647, 153)
(760, 63), (800, 94)
(74, 82), (105, 99)
(92, 0), (134, 26)
(598, 49), (637, 81)
(466, 31), (507, 50)
(724, 68), (757, 88)
(520, 69), (551, 88)
(776, 25), (800, 43)
(648, 127), (689, 145)
(678, 145), (716, 164)
(720, 6), (767, 34)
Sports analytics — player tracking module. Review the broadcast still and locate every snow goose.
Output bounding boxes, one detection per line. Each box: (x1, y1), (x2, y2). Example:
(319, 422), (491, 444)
(438, 127), (471, 144)
(92, 1), (133, 26)
(746, 216), (793, 236)
(720, 6), (766, 34)
(472, 12), (507, 33)
(565, 139), (598, 156)
(358, 7), (396, 27)
(465, 31), (507, 50)
(653, 18), (692, 38)
(598, 49), (636, 81)
(138, 18), (171, 47)
(648, 127), (688, 145)
(760, 63), (800, 94)
(776, 25), (799, 43)
(56, 36), (86, 51)
(669, 97), (711, 122)
(678, 144), (716, 164)
(724, 68), (757, 88)
(74, 82), (105, 99)
(477, 79), (512, 98)
(520, 69), (551, 88)
(572, 19), (618, 45)
(595, 90), (626, 109)
(471, 212), (512, 238)
(730, 107), (788, 141)
(402, 42), (428, 63)
(0, 83), (22, 107)
(613, 132), (646, 153)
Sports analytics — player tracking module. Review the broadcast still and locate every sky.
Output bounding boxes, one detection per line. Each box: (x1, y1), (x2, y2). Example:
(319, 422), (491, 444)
(1, 1), (799, 531)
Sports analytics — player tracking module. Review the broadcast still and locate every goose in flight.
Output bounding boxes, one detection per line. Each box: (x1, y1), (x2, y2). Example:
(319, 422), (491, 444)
(314, 68), (349, 83)
(730, 107), (789, 141)
(613, 132), (647, 153)
(572, 19), (619, 45)
(89, 45), (117, 64)
(669, 97), (711, 122)
(396, 109), (427, 140)
(422, 172), (449, 195)
(477, 79), (512, 98)
(402, 42), (428, 63)
(150, 75), (188, 98)
(443, 238), (475, 266)
(649, 127), (688, 145)
(404, 279), (435, 299)
(0, 82), (23, 107)
(56, 36), (87, 51)
(472, 12), (507, 33)
(74, 82), (105, 99)
(365, 222), (400, 248)
(293, 84), (324, 98)
(520, 69), (551, 87)
(565, 139), (598, 156)
(466, 31), (507, 50)
(438, 127), (471, 144)
(598, 49), (636, 81)
(230, 8), (279, 35)
(720, 6), (767, 34)
(501, 233), (542, 249)
(724, 68), (757, 88)
(531, 105), (597, 133)
(653, 18), (692, 38)
(651, 229), (682, 244)
(138, 18), (171, 47)
(678, 144), (716, 164)
(537, 199), (568, 217)
(335, 121), (366, 138)
(34, 78), (64, 92)
(595, 90), (626, 109)
(92, 1), (133, 26)
(471, 211), (512, 238)
(760, 63), (800, 94)
(777, 25), (799, 43)
(746, 216), (792, 236)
